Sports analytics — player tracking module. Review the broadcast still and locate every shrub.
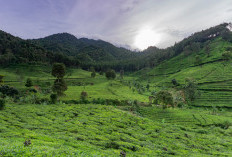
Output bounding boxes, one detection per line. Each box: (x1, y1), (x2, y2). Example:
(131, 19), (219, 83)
(99, 71), (104, 75)
(0, 85), (19, 97)
(154, 90), (174, 109)
(0, 75), (4, 84)
(222, 51), (232, 60)
(81, 91), (88, 101)
(172, 79), (179, 86)
(146, 84), (150, 91)
(0, 99), (5, 110)
(25, 78), (33, 87)
(105, 70), (116, 80)
(91, 71), (96, 78)
(29, 89), (37, 93)
(50, 94), (58, 104)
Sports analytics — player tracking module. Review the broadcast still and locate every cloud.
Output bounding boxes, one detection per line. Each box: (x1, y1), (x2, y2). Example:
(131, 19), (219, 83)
(0, 0), (232, 49)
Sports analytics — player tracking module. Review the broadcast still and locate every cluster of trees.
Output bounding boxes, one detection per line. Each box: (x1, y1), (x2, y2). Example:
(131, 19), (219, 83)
(153, 78), (200, 109)
(222, 46), (232, 61)
(0, 30), (80, 67)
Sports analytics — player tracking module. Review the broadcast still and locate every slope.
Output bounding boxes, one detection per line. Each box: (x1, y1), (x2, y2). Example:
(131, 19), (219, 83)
(136, 37), (232, 107)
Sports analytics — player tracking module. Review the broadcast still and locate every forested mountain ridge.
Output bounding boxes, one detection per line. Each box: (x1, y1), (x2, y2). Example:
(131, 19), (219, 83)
(31, 33), (138, 62)
(0, 30), (80, 66)
(0, 23), (232, 72)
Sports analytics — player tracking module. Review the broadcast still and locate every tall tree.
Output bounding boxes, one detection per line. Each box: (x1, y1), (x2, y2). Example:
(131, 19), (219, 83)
(52, 63), (66, 79)
(52, 63), (67, 96)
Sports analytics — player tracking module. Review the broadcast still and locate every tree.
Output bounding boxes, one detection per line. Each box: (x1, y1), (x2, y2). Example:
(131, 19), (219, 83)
(195, 55), (202, 66)
(52, 78), (67, 96)
(146, 84), (150, 91)
(80, 91), (88, 101)
(52, 63), (66, 79)
(183, 45), (192, 56)
(50, 94), (58, 104)
(0, 75), (4, 84)
(89, 66), (95, 72)
(91, 71), (96, 78)
(154, 90), (174, 109)
(222, 51), (232, 61)
(205, 45), (210, 57)
(184, 78), (199, 102)
(25, 78), (33, 87)
(0, 99), (5, 110)
(105, 70), (116, 80)
(120, 69), (124, 79)
(52, 63), (67, 96)
(191, 42), (201, 53)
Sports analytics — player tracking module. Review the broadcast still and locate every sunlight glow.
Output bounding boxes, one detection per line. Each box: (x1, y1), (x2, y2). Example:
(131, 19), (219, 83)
(134, 27), (161, 50)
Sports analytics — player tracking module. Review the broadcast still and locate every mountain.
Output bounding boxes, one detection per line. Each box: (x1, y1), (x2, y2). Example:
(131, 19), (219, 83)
(31, 33), (137, 63)
(0, 30), (80, 67)
(1, 23), (232, 72)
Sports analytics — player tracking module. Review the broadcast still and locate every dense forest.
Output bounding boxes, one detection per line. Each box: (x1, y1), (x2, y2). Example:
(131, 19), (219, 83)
(1, 23), (232, 72)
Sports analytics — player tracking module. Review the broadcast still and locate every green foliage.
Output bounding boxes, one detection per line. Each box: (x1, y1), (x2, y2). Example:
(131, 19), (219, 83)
(171, 79), (179, 86)
(91, 71), (96, 78)
(80, 91), (88, 101)
(52, 79), (67, 96)
(52, 63), (66, 78)
(154, 90), (174, 109)
(195, 55), (202, 66)
(184, 78), (199, 102)
(105, 70), (116, 80)
(0, 85), (19, 97)
(51, 63), (67, 96)
(120, 69), (124, 79)
(1, 103), (231, 156)
(50, 93), (58, 104)
(25, 78), (33, 87)
(0, 98), (5, 110)
(222, 51), (232, 60)
(146, 84), (150, 90)
(0, 75), (4, 84)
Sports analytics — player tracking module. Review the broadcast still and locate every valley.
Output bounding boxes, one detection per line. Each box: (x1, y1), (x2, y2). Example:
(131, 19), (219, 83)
(0, 22), (232, 156)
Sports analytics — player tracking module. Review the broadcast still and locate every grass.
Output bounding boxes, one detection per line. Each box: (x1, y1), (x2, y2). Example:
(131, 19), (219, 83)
(1, 103), (232, 156)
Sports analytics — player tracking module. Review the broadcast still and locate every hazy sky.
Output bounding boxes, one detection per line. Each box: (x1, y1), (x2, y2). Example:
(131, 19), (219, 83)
(0, 0), (232, 50)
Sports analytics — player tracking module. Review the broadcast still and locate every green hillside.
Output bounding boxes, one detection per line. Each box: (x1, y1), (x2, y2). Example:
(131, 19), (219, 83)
(136, 37), (232, 107)
(1, 24), (232, 156)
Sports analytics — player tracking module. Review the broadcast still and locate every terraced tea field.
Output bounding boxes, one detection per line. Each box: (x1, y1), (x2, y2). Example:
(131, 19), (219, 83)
(1, 103), (232, 156)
